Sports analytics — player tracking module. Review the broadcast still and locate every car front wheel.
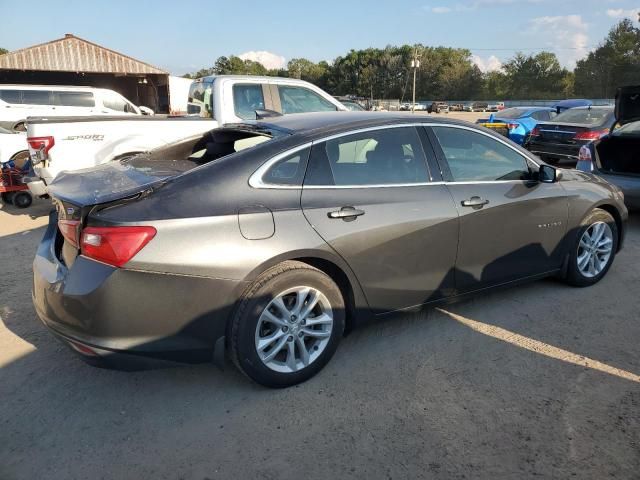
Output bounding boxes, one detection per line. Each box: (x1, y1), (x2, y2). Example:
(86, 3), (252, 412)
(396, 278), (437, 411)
(230, 261), (345, 388)
(565, 208), (618, 287)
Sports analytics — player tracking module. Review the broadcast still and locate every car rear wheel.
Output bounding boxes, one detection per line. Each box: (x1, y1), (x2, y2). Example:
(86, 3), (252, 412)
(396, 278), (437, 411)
(230, 261), (345, 388)
(565, 208), (618, 287)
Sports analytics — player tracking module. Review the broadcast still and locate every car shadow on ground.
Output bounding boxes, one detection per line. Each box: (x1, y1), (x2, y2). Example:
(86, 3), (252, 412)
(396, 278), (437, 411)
(1, 214), (639, 479)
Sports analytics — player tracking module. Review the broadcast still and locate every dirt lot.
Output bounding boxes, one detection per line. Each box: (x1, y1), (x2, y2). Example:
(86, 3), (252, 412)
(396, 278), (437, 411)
(1, 196), (639, 479)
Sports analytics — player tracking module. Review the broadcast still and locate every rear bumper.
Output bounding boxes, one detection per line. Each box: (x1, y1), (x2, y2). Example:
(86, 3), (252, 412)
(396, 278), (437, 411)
(527, 141), (587, 165)
(32, 213), (247, 369)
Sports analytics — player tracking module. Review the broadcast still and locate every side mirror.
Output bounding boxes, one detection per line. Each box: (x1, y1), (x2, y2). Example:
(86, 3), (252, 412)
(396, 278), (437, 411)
(139, 106), (154, 116)
(539, 164), (558, 183)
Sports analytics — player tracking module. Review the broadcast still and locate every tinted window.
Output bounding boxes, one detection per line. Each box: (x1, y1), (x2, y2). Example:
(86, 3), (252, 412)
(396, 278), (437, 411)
(278, 86), (336, 114)
(432, 126), (530, 182)
(0, 90), (22, 104)
(263, 147), (310, 186)
(188, 81), (213, 117)
(530, 110), (550, 121)
(233, 84), (265, 120)
(553, 108), (613, 125)
(22, 90), (52, 105)
(52, 91), (95, 107)
(305, 127), (429, 186)
(495, 108), (527, 119)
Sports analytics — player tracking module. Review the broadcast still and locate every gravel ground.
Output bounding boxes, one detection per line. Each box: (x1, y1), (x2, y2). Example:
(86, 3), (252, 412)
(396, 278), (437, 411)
(1, 196), (639, 479)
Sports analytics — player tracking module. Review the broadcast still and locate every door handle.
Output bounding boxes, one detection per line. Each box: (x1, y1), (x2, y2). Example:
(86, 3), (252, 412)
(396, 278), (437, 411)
(461, 196), (489, 209)
(328, 206), (365, 221)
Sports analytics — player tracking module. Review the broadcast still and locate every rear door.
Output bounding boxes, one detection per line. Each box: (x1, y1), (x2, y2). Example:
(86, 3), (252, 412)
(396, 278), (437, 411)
(427, 125), (568, 292)
(301, 125), (459, 313)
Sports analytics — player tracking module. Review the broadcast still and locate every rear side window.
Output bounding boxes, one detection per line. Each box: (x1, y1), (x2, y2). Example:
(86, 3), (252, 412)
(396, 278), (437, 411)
(22, 90), (52, 105)
(432, 126), (530, 182)
(305, 127), (429, 186)
(52, 91), (95, 107)
(0, 90), (22, 104)
(233, 84), (265, 120)
(262, 147), (310, 186)
(278, 86), (336, 114)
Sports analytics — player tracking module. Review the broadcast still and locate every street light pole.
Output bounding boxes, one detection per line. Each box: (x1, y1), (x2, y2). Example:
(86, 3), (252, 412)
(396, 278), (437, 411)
(411, 48), (420, 114)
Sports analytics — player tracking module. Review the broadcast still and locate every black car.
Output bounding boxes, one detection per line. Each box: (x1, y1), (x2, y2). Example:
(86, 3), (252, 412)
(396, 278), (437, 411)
(576, 86), (640, 210)
(525, 106), (615, 165)
(33, 112), (627, 387)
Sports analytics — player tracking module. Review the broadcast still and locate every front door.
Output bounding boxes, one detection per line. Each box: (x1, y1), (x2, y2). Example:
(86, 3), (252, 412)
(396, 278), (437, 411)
(428, 125), (568, 292)
(301, 126), (459, 313)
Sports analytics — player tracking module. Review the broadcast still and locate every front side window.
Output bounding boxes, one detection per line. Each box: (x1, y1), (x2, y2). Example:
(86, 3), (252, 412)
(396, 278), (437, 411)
(233, 84), (265, 120)
(305, 127), (430, 186)
(278, 86), (336, 114)
(102, 92), (128, 112)
(52, 91), (95, 107)
(262, 147), (310, 186)
(0, 90), (22, 104)
(432, 126), (531, 182)
(22, 90), (52, 105)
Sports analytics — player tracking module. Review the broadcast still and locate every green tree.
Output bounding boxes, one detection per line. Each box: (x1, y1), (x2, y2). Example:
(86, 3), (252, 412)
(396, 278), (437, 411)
(0, 47), (8, 55)
(501, 52), (569, 99)
(574, 19), (640, 98)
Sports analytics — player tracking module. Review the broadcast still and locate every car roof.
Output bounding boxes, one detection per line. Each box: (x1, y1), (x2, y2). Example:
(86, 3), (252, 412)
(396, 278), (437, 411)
(563, 106), (613, 111)
(193, 75), (319, 85)
(0, 84), (107, 91)
(240, 111), (477, 137)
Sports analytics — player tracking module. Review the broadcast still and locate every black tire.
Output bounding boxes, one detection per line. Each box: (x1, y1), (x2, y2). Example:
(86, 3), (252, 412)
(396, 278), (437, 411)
(1, 192), (14, 204)
(12, 191), (32, 209)
(565, 208), (618, 287)
(230, 261), (345, 388)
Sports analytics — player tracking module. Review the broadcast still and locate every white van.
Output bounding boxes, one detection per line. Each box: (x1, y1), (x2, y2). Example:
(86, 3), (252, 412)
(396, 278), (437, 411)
(0, 85), (149, 131)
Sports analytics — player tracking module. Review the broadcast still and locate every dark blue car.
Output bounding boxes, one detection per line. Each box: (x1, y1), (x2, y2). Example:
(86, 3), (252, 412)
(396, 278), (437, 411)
(477, 107), (557, 145)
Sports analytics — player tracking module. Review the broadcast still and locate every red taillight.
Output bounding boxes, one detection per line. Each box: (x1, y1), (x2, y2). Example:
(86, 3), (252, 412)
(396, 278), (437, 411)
(530, 127), (540, 137)
(27, 136), (55, 156)
(507, 123), (519, 130)
(58, 219), (81, 247)
(80, 226), (156, 268)
(574, 129), (608, 141)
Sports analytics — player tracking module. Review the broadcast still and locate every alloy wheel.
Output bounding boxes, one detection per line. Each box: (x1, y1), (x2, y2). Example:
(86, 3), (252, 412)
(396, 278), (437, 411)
(577, 221), (613, 278)
(255, 286), (333, 373)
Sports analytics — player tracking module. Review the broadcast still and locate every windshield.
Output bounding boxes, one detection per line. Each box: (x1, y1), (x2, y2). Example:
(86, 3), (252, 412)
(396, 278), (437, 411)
(553, 107), (612, 125)
(494, 108), (528, 119)
(614, 120), (640, 137)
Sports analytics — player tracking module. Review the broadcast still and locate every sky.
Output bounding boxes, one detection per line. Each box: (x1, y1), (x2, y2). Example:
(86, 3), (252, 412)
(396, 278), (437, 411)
(0, 0), (638, 75)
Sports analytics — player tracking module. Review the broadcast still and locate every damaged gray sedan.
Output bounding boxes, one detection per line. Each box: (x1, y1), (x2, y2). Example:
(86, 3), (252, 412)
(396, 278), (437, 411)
(33, 112), (627, 387)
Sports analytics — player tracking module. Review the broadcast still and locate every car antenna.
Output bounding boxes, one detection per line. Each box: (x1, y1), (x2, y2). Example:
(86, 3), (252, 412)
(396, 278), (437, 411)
(255, 109), (283, 120)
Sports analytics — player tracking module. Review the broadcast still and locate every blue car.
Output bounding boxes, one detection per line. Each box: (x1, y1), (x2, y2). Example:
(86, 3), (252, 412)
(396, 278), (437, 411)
(477, 107), (557, 145)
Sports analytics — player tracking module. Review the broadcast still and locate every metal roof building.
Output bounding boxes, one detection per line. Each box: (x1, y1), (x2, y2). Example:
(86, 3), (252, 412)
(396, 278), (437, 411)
(0, 34), (170, 112)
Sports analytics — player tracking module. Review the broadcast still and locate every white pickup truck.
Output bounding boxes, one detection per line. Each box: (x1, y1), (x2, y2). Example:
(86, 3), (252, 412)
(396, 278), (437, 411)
(26, 75), (346, 197)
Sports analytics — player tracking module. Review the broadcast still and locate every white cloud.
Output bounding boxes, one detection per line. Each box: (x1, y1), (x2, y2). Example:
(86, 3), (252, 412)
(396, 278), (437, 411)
(472, 54), (503, 72)
(238, 51), (286, 70)
(606, 8), (639, 18)
(431, 6), (452, 13)
(528, 14), (590, 68)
